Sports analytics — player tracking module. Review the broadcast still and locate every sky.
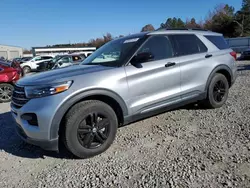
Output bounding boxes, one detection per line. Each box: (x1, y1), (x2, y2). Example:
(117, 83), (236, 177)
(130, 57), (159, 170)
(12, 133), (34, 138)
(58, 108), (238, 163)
(0, 0), (241, 49)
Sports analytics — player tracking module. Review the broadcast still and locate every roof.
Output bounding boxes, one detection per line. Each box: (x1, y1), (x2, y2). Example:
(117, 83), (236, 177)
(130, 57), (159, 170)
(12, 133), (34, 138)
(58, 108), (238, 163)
(114, 29), (221, 43)
(149, 28), (221, 36)
(0, 44), (23, 49)
(32, 46), (96, 49)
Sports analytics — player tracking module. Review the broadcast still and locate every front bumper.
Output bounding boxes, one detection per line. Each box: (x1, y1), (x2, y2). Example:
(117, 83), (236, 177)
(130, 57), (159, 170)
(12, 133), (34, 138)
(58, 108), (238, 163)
(16, 123), (58, 151)
(10, 92), (69, 151)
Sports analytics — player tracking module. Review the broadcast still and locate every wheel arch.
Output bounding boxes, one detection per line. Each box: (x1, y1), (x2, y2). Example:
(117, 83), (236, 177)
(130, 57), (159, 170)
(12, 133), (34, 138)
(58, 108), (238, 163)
(22, 65), (31, 71)
(50, 89), (128, 140)
(205, 65), (233, 93)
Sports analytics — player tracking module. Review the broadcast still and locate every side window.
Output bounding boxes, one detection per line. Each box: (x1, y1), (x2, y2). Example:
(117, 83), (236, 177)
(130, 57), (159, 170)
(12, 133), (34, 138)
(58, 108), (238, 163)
(136, 35), (174, 61)
(204, 35), (229, 50)
(171, 34), (208, 56)
(34, 57), (42, 61)
(59, 57), (71, 63)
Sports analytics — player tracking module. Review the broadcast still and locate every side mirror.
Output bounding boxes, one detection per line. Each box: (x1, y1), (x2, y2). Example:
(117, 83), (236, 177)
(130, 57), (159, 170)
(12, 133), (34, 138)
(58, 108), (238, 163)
(130, 52), (154, 64)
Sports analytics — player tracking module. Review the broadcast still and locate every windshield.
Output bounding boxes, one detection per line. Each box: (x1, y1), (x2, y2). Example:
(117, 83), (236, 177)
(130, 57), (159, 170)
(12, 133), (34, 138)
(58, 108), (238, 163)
(80, 36), (143, 66)
(51, 55), (63, 63)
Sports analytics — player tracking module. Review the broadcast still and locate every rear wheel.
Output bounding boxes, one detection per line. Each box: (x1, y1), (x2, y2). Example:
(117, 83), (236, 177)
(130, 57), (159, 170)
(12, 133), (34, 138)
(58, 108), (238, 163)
(202, 73), (229, 108)
(63, 100), (118, 158)
(0, 83), (14, 102)
(22, 66), (31, 75)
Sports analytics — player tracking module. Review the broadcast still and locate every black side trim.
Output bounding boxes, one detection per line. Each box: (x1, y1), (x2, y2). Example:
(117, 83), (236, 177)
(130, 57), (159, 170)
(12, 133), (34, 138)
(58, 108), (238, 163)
(205, 65), (233, 92)
(137, 96), (181, 114)
(124, 92), (206, 125)
(50, 89), (128, 139)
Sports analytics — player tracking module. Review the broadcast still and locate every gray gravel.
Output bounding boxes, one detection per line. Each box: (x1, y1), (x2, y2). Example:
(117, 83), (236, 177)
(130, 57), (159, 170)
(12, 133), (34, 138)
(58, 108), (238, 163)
(0, 61), (250, 188)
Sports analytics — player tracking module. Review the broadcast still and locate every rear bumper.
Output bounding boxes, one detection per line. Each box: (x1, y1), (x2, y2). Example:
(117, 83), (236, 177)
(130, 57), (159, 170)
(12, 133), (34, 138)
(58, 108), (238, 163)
(16, 123), (58, 151)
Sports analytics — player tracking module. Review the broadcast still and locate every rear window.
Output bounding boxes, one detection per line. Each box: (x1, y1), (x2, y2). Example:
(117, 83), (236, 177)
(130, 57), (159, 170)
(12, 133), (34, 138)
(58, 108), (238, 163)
(170, 34), (208, 56)
(204, 35), (229, 50)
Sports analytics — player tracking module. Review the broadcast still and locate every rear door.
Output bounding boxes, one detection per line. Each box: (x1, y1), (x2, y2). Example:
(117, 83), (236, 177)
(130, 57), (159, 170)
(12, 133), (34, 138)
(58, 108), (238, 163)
(125, 35), (181, 114)
(169, 34), (209, 99)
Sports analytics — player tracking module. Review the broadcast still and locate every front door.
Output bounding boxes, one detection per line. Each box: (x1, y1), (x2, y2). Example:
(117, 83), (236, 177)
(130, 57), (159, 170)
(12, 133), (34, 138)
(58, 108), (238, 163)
(125, 35), (181, 114)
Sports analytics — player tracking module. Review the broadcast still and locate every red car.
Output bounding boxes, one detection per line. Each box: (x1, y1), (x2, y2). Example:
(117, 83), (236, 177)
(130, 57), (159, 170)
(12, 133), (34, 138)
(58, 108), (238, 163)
(0, 60), (22, 102)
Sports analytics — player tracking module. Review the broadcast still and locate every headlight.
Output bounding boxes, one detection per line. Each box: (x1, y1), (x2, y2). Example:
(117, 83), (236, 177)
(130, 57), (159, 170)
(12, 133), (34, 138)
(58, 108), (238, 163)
(25, 81), (73, 98)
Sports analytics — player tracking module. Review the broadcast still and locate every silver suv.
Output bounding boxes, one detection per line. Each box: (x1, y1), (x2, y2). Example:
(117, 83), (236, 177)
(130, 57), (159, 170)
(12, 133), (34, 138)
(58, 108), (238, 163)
(11, 29), (237, 158)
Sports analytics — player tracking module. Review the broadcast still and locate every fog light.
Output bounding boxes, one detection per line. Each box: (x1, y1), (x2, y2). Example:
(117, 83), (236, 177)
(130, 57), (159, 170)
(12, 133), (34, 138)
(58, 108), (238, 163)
(21, 113), (38, 126)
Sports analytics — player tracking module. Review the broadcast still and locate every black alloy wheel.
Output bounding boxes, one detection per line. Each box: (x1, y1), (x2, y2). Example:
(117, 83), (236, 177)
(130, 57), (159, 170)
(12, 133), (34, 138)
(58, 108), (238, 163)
(213, 80), (226, 102)
(77, 112), (110, 149)
(63, 100), (118, 159)
(201, 73), (229, 109)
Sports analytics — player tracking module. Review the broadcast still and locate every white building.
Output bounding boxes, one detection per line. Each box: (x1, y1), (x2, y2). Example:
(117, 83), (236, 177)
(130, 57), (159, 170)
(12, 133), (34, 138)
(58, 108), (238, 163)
(0, 44), (23, 60)
(32, 46), (96, 57)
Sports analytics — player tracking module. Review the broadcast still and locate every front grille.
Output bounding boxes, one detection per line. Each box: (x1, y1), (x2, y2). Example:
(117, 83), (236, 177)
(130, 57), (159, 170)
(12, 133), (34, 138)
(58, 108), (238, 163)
(11, 85), (29, 108)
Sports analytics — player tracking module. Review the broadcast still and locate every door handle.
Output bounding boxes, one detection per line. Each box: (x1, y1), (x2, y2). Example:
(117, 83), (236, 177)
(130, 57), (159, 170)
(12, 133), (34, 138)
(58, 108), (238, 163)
(205, 54), (213, 58)
(165, 62), (176, 68)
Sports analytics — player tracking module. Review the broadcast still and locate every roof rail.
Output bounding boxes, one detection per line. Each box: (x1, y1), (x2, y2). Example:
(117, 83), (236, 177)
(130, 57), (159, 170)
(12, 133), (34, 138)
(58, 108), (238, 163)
(165, 28), (188, 30)
(155, 27), (209, 31)
(188, 28), (208, 31)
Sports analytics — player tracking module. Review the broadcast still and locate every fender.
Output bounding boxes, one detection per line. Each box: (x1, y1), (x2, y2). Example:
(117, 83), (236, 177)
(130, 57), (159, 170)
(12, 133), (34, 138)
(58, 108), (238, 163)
(50, 89), (128, 139)
(205, 64), (232, 92)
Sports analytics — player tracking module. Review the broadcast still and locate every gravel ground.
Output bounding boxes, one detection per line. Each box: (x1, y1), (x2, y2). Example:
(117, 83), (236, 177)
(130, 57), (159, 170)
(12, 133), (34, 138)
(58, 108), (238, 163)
(0, 62), (250, 188)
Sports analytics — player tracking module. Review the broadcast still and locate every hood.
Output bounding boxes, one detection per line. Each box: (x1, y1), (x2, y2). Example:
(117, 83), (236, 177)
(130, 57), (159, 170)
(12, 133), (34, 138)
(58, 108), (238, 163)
(17, 64), (115, 86)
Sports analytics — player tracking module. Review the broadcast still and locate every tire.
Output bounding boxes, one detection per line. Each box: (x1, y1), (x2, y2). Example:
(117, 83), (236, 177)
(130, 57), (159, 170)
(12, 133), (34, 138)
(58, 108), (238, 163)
(63, 100), (118, 158)
(0, 83), (14, 103)
(22, 66), (31, 75)
(202, 73), (229, 109)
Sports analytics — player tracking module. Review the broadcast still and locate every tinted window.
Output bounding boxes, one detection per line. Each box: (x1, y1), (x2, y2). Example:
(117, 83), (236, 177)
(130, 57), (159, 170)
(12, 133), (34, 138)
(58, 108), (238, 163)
(170, 34), (207, 56)
(204, 35), (229, 50)
(42, 56), (52, 60)
(137, 35), (173, 61)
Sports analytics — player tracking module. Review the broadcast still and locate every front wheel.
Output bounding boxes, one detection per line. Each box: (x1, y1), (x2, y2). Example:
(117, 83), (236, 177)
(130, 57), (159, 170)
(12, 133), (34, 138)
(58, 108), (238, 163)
(202, 73), (229, 108)
(0, 83), (14, 102)
(63, 100), (118, 158)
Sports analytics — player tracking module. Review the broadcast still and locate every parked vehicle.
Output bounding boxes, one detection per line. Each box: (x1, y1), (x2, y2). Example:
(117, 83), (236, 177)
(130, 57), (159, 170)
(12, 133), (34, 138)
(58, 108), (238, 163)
(11, 57), (22, 62)
(237, 49), (250, 60)
(11, 29), (237, 158)
(20, 55), (54, 74)
(19, 57), (33, 64)
(0, 60), (22, 102)
(36, 54), (85, 72)
(35, 55), (64, 72)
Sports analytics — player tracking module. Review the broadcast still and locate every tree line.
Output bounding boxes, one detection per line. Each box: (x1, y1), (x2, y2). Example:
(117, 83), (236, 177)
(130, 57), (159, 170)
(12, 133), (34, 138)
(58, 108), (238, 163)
(142, 1), (250, 38)
(24, 0), (249, 53)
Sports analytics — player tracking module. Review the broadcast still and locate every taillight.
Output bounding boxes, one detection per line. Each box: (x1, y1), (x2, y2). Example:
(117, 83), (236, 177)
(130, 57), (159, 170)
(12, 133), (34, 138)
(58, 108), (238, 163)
(230, 51), (237, 60)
